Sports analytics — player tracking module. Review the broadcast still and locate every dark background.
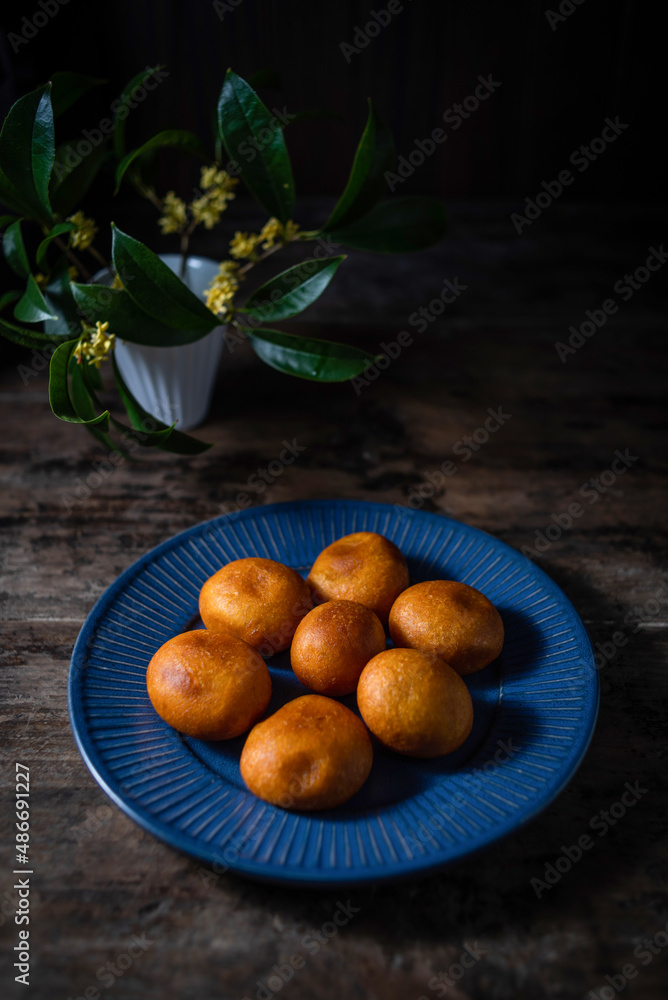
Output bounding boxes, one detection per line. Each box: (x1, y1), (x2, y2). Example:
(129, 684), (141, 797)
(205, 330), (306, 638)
(0, 0), (663, 202)
(2, 0), (666, 347)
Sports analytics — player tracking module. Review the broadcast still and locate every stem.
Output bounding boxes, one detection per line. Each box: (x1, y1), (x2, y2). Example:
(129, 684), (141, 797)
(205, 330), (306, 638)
(178, 213), (201, 280)
(53, 237), (91, 281)
(131, 177), (164, 212)
(237, 239), (286, 276)
(179, 230), (191, 279)
(145, 189), (165, 211)
(133, 176), (195, 280)
(87, 245), (111, 271)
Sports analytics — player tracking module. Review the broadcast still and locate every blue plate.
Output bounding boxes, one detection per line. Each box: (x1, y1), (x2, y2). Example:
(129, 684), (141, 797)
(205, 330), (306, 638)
(68, 500), (599, 886)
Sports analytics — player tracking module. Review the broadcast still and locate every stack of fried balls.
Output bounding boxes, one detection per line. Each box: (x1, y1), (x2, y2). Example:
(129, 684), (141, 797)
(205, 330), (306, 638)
(146, 532), (504, 811)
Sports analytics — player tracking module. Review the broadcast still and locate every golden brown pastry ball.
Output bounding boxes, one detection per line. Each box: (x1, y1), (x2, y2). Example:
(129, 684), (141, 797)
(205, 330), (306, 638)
(389, 580), (504, 675)
(290, 600), (386, 696)
(240, 695), (373, 810)
(357, 647), (473, 758)
(146, 629), (271, 740)
(307, 532), (409, 624)
(199, 557), (312, 655)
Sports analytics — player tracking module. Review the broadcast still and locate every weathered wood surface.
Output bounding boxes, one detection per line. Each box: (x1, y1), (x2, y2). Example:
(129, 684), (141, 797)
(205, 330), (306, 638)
(0, 203), (666, 1000)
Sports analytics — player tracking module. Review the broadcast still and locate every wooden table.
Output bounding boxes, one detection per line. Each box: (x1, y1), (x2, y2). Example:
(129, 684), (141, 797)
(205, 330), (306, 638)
(1, 202), (666, 1000)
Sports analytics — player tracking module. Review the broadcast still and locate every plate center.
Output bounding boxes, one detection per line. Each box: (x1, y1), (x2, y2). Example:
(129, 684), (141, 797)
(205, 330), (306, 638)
(182, 650), (502, 810)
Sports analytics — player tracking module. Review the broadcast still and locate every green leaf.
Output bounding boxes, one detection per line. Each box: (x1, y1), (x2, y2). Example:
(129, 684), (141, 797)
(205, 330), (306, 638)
(111, 225), (218, 333)
(109, 412), (175, 449)
(241, 326), (378, 382)
(0, 315), (61, 348)
(0, 213), (17, 228)
(85, 358), (103, 391)
(0, 84), (54, 225)
(325, 197), (447, 253)
(72, 362), (118, 449)
(240, 256), (345, 322)
(69, 357), (96, 413)
(3, 220), (31, 278)
(44, 262), (82, 339)
(0, 290), (21, 312)
(112, 355), (212, 454)
(114, 129), (205, 194)
(49, 139), (111, 216)
(0, 170), (37, 218)
(49, 72), (106, 117)
(14, 275), (58, 323)
(51, 145), (110, 216)
(69, 358), (119, 452)
(247, 68), (282, 90)
(75, 357), (165, 452)
(24, 87), (55, 219)
(217, 69), (295, 224)
(36, 221), (76, 271)
(114, 66), (164, 158)
(324, 100), (394, 231)
(71, 282), (217, 347)
(48, 339), (110, 429)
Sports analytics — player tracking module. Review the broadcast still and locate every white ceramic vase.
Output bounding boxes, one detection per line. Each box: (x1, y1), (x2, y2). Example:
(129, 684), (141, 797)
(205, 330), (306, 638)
(96, 254), (224, 431)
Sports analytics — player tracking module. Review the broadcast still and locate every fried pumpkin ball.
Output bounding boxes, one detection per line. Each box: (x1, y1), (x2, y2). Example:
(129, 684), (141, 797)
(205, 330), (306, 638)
(146, 629), (271, 740)
(200, 557), (312, 655)
(389, 580), (504, 675)
(240, 695), (373, 810)
(290, 599), (386, 695)
(307, 532), (409, 624)
(357, 647), (473, 758)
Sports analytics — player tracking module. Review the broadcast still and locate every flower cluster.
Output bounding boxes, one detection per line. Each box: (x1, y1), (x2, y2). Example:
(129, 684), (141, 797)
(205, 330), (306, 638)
(158, 166), (239, 235)
(204, 260), (241, 319)
(280, 219), (300, 243)
(68, 211), (98, 251)
(229, 218), (299, 260)
(73, 321), (116, 368)
(158, 191), (188, 235)
(191, 166), (238, 229)
(229, 231), (259, 260)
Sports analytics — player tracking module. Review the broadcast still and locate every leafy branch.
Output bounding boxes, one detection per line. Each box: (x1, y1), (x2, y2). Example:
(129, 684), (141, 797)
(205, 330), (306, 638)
(0, 67), (447, 455)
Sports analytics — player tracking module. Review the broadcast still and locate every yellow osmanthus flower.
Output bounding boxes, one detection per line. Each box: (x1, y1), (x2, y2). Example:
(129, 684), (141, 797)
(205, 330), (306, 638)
(200, 165), (238, 195)
(73, 321), (116, 369)
(159, 191), (188, 235)
(232, 218), (300, 258)
(216, 260), (240, 279)
(68, 212), (98, 251)
(190, 166), (239, 230)
(190, 194), (224, 230)
(204, 260), (241, 319)
(259, 217), (282, 249)
(33, 273), (48, 290)
(229, 231), (260, 260)
(111, 272), (124, 290)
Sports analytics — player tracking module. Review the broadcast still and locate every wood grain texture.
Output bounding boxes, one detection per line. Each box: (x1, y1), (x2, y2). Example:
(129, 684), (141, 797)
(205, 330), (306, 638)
(0, 202), (666, 1000)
